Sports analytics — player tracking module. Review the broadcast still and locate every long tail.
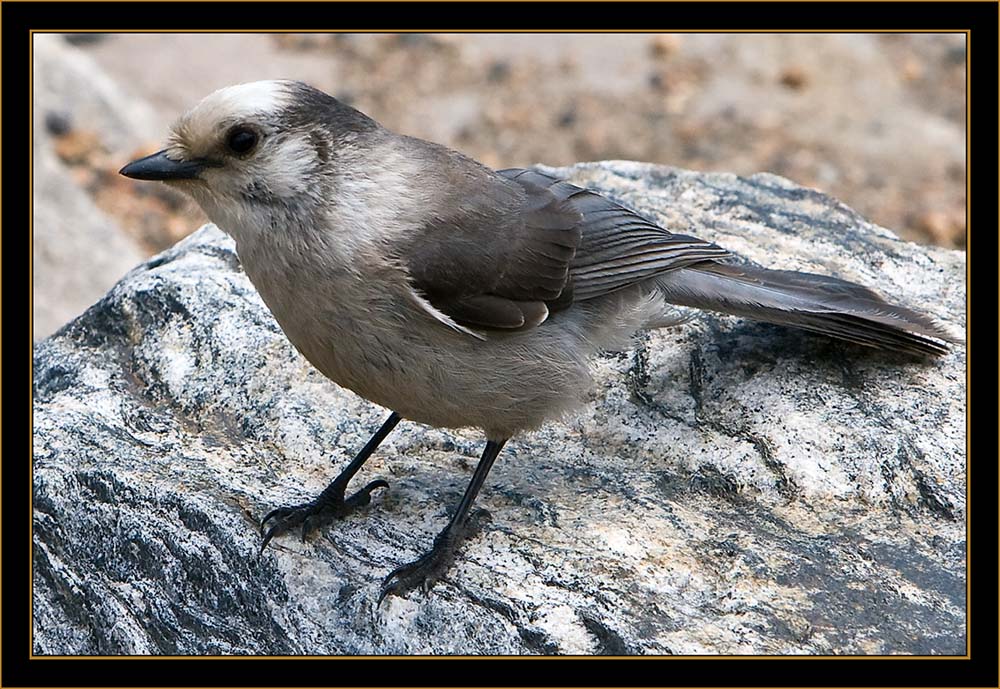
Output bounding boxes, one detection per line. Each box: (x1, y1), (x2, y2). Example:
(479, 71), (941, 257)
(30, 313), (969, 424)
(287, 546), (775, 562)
(653, 262), (962, 357)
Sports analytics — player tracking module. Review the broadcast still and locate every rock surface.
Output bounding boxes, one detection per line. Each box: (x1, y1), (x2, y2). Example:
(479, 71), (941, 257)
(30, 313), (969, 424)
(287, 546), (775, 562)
(32, 162), (967, 655)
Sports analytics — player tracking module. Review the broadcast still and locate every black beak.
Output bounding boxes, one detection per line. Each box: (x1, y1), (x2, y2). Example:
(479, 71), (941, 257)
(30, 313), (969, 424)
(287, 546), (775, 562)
(119, 149), (209, 181)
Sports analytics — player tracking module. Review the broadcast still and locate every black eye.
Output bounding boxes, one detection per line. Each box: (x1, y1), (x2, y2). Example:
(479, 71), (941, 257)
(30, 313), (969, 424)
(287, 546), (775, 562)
(226, 127), (258, 155)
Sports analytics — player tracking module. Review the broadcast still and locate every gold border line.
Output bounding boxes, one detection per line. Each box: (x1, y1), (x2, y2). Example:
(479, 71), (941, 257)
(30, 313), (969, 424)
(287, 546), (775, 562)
(26, 28), (971, 662)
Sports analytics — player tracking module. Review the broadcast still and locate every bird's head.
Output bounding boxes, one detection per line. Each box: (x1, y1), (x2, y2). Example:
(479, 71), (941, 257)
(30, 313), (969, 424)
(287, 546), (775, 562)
(120, 80), (379, 241)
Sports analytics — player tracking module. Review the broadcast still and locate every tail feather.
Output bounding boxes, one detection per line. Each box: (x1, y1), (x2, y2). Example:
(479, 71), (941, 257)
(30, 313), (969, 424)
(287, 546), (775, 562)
(653, 262), (961, 357)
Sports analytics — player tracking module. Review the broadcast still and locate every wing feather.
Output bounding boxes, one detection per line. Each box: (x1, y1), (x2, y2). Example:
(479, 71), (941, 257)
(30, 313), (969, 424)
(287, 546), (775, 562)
(497, 169), (731, 303)
(403, 158), (727, 334)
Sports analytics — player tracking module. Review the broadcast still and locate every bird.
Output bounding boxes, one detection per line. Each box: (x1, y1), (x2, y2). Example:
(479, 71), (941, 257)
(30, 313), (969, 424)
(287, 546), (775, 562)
(119, 80), (961, 604)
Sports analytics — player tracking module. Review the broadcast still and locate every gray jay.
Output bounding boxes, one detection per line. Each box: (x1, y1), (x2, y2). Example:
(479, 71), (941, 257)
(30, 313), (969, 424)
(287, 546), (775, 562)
(120, 80), (961, 604)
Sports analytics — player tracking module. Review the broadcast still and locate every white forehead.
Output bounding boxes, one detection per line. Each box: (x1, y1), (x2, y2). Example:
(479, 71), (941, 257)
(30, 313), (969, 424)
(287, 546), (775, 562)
(190, 80), (294, 121)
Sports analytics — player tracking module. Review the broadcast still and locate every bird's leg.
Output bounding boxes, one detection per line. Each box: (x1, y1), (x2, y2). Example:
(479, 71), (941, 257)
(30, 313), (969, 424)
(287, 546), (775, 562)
(379, 438), (507, 604)
(259, 411), (401, 553)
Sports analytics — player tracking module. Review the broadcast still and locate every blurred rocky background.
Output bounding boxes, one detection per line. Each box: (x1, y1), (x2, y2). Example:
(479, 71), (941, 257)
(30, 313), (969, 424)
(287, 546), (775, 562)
(32, 32), (967, 340)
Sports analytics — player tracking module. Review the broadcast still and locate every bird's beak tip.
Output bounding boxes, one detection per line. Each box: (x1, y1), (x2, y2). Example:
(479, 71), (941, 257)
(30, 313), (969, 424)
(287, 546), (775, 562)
(119, 149), (207, 181)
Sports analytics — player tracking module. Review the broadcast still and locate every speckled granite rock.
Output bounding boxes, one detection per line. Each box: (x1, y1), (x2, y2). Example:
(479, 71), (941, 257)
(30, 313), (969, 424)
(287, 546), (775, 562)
(32, 162), (966, 655)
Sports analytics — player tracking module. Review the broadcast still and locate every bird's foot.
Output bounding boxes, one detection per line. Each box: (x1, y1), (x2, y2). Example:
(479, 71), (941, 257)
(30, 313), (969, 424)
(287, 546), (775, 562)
(378, 532), (456, 605)
(259, 478), (389, 554)
(378, 509), (490, 605)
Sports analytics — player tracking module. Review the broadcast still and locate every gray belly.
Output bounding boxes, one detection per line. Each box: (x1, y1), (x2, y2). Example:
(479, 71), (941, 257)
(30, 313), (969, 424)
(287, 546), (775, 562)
(240, 249), (606, 440)
(280, 302), (593, 439)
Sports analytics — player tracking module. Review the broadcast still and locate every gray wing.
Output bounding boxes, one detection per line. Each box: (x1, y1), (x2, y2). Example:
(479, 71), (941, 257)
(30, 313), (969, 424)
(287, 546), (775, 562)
(401, 156), (958, 355)
(501, 169), (731, 303)
(401, 160), (729, 333)
(400, 156), (581, 331)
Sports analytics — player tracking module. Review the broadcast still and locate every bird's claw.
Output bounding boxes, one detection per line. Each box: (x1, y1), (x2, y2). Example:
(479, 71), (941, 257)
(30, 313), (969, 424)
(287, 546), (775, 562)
(258, 479), (389, 555)
(376, 512), (490, 606)
(377, 545), (454, 606)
